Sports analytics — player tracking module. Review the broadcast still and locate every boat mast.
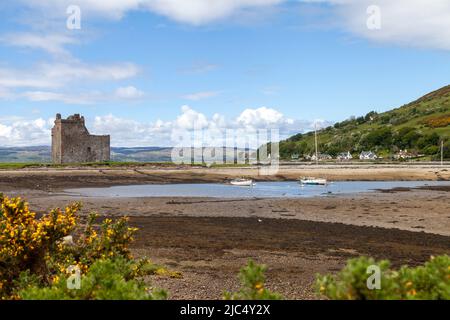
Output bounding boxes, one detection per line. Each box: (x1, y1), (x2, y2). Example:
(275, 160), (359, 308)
(315, 122), (318, 166)
(441, 140), (444, 167)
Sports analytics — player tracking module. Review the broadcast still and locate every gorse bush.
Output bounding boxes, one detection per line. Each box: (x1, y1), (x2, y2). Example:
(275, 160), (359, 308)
(0, 194), (166, 300)
(224, 260), (282, 300)
(46, 212), (139, 277)
(316, 255), (450, 300)
(423, 115), (450, 128)
(0, 194), (79, 298)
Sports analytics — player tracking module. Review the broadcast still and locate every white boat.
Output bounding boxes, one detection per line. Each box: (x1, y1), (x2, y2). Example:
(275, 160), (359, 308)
(230, 178), (255, 186)
(299, 177), (327, 185)
(300, 124), (327, 186)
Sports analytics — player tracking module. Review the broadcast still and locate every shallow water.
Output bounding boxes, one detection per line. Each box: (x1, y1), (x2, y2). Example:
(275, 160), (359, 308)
(65, 181), (450, 199)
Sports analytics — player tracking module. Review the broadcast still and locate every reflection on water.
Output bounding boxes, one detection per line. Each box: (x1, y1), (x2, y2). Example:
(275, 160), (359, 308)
(65, 181), (450, 199)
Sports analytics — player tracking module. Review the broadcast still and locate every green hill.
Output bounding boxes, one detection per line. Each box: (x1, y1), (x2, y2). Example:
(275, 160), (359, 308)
(279, 85), (450, 160)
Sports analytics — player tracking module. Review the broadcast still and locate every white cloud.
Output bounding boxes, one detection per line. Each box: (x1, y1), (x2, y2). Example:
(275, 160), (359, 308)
(175, 105), (210, 130)
(0, 62), (139, 90)
(93, 114), (167, 146)
(14, 1), (450, 50)
(0, 117), (53, 147)
(0, 67), (58, 89)
(0, 124), (12, 138)
(182, 91), (220, 101)
(0, 61), (140, 104)
(0, 8), (142, 104)
(0, 87), (14, 100)
(302, 0), (450, 51)
(18, 0), (144, 20)
(21, 87), (145, 104)
(115, 86), (144, 99)
(39, 62), (141, 83)
(23, 91), (71, 102)
(237, 107), (288, 129)
(143, 0), (284, 25)
(90, 106), (327, 147)
(22, 91), (99, 104)
(0, 106), (330, 147)
(0, 33), (78, 56)
(19, 0), (284, 24)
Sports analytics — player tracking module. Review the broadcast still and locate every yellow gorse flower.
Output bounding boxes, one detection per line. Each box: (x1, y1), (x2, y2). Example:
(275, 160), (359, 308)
(408, 289), (417, 296)
(1, 195), (139, 300)
(1, 195), (80, 298)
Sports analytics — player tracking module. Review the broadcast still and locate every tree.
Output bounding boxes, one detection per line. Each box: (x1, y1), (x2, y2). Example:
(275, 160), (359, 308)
(364, 111), (378, 122)
(443, 140), (450, 159)
(417, 132), (440, 150)
(394, 127), (422, 149)
(288, 133), (303, 142)
(360, 127), (393, 150)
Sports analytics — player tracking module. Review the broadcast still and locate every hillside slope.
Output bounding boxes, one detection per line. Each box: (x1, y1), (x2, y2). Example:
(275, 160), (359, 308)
(280, 85), (450, 160)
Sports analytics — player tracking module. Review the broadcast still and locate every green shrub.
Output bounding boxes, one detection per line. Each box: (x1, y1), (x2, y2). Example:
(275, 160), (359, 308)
(224, 260), (282, 300)
(0, 195), (168, 300)
(423, 145), (439, 155)
(359, 127), (393, 150)
(19, 257), (167, 300)
(316, 255), (450, 300)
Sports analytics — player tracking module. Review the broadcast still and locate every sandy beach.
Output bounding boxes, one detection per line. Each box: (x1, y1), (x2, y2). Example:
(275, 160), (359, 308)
(1, 165), (449, 299)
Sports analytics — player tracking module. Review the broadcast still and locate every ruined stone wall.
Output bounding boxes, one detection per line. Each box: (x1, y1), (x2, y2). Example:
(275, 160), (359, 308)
(52, 114), (110, 164)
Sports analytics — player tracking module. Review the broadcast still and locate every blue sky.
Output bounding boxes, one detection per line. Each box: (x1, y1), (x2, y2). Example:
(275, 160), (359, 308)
(1, 0), (450, 146)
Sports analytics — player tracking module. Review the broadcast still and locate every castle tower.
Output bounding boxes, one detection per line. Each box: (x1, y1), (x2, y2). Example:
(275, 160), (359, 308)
(52, 113), (110, 164)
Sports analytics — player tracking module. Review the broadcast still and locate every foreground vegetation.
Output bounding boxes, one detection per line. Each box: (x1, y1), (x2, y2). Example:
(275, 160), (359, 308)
(0, 194), (277, 300)
(1, 194), (448, 300)
(316, 255), (450, 300)
(224, 260), (282, 300)
(226, 255), (449, 300)
(0, 194), (167, 300)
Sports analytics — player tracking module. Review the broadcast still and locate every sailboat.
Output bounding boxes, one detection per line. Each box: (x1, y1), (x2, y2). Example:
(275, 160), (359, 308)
(299, 177), (327, 185)
(299, 123), (327, 185)
(230, 178), (255, 186)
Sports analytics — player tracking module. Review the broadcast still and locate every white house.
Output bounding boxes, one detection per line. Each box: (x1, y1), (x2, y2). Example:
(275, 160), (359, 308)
(394, 149), (414, 160)
(337, 151), (353, 161)
(359, 151), (378, 160)
(311, 153), (333, 161)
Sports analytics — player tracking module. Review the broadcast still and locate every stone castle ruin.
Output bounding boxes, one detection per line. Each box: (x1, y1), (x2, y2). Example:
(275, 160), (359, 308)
(52, 114), (110, 164)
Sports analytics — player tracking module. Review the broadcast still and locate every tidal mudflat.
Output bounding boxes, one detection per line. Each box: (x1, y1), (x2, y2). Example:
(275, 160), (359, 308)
(1, 166), (449, 299)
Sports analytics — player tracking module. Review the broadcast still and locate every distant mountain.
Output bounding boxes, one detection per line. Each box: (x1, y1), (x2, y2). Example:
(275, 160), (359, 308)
(0, 146), (253, 163)
(111, 147), (173, 162)
(0, 146), (173, 163)
(279, 85), (450, 160)
(0, 146), (52, 163)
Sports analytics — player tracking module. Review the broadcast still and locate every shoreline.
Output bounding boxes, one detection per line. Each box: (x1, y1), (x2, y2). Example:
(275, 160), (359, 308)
(12, 185), (450, 236)
(0, 165), (448, 192)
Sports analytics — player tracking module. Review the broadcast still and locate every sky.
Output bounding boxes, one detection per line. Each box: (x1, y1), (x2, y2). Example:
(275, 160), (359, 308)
(1, 0), (450, 147)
